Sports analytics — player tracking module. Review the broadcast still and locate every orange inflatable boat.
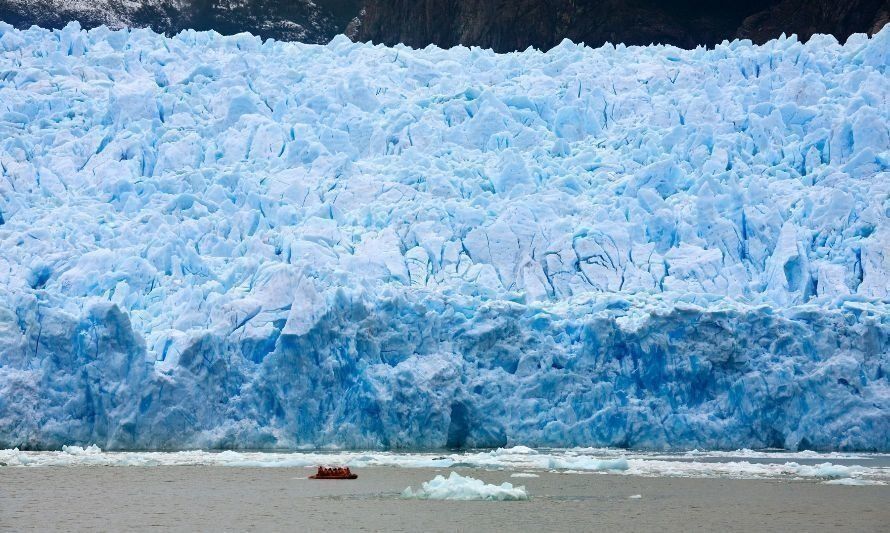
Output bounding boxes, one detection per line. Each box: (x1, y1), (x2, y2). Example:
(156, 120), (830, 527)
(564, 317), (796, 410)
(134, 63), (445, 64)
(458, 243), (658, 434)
(309, 466), (358, 479)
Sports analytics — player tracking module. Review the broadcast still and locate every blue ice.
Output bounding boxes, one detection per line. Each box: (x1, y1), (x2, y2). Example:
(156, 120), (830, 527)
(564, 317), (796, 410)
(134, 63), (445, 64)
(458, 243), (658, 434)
(0, 22), (887, 451)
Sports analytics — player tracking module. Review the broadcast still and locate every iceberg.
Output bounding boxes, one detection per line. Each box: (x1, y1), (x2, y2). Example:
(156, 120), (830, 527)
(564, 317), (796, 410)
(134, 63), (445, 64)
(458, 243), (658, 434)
(401, 472), (529, 501)
(0, 21), (887, 451)
(822, 478), (885, 486)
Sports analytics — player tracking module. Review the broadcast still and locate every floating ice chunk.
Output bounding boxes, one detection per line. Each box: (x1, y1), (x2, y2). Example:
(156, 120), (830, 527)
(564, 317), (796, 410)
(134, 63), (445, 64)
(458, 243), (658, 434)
(510, 472), (540, 478)
(785, 462), (860, 480)
(401, 472), (529, 501)
(548, 457), (630, 472)
(822, 478), (885, 486)
(2, 448), (889, 486)
(494, 446), (537, 455)
(61, 445), (103, 456)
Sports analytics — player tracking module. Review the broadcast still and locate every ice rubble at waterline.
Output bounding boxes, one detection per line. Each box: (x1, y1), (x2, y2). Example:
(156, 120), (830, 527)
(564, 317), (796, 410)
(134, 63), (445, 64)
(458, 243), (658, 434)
(1, 446), (887, 485)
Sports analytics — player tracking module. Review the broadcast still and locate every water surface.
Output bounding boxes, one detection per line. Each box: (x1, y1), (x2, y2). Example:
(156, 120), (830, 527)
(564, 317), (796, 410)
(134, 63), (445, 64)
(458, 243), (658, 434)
(2, 466), (887, 532)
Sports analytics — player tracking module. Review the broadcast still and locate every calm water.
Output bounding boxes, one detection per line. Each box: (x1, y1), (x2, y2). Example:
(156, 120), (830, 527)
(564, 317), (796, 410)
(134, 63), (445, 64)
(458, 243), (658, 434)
(1, 466), (887, 532)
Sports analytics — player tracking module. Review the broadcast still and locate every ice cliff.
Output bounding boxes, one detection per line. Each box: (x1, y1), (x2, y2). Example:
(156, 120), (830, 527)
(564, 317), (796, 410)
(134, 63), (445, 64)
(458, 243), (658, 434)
(0, 22), (887, 451)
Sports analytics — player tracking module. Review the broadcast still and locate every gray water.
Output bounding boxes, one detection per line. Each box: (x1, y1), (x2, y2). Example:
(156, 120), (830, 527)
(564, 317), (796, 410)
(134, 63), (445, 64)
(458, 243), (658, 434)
(1, 466), (887, 532)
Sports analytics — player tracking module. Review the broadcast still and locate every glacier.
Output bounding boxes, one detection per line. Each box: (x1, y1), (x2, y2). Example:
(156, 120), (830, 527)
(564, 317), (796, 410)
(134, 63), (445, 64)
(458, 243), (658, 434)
(0, 21), (887, 451)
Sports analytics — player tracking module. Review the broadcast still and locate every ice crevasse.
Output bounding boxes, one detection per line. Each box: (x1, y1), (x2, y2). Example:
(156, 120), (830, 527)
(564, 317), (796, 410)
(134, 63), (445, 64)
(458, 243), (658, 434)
(0, 22), (887, 451)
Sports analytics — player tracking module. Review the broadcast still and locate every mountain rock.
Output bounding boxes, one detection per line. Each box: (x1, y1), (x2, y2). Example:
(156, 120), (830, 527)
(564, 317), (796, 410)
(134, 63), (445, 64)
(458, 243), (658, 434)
(2, 1), (887, 50)
(0, 0), (362, 43)
(356, 0), (890, 51)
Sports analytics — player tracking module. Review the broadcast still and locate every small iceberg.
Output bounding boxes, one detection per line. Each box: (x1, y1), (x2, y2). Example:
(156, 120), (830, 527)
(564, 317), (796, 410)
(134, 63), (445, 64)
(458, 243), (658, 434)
(401, 472), (529, 501)
(822, 478), (885, 486)
(785, 462), (859, 480)
(547, 456), (630, 471)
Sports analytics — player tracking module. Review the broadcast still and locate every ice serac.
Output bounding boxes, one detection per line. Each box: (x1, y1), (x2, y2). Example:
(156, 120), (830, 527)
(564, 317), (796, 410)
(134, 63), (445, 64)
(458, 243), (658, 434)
(0, 22), (888, 451)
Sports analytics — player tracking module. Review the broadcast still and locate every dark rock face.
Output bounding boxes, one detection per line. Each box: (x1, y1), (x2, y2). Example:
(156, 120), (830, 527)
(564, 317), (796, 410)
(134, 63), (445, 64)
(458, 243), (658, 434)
(0, 0), (362, 43)
(355, 0), (890, 52)
(0, 1), (887, 49)
(736, 0), (890, 44)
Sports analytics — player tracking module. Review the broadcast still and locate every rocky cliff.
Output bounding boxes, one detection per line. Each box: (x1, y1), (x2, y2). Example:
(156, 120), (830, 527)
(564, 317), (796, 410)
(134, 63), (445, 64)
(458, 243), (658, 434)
(2, 1), (887, 50)
(355, 0), (890, 51)
(0, 0), (362, 43)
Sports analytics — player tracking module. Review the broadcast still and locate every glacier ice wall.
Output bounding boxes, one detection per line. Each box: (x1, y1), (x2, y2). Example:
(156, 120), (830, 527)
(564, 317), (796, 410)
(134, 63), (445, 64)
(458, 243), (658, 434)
(0, 22), (888, 451)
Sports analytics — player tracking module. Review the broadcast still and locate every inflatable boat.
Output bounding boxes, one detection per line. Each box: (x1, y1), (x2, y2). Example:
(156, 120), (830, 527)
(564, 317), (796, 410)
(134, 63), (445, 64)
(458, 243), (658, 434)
(309, 466), (358, 479)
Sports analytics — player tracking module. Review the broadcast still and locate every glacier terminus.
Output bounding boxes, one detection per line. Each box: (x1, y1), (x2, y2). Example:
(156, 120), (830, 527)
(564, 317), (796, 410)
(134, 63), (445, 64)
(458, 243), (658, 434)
(0, 22), (887, 451)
